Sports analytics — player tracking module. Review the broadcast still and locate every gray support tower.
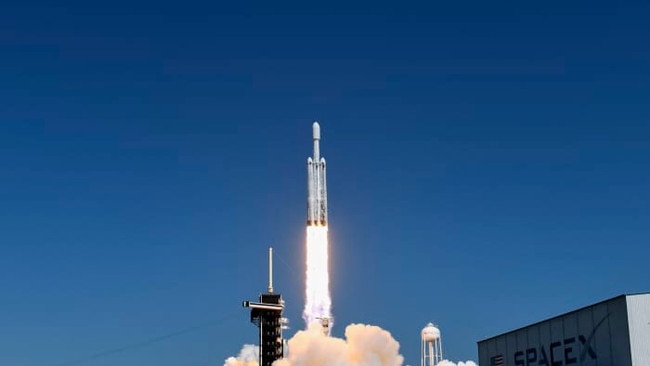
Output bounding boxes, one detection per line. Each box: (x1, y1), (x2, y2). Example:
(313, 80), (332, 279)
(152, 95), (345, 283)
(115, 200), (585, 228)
(243, 248), (285, 366)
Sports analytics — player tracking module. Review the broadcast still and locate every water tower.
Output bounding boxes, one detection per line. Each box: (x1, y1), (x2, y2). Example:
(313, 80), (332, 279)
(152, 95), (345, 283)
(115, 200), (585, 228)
(421, 322), (443, 366)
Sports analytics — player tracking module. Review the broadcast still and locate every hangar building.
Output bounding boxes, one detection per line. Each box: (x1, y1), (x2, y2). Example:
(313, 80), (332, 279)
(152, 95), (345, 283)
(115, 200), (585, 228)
(478, 293), (649, 366)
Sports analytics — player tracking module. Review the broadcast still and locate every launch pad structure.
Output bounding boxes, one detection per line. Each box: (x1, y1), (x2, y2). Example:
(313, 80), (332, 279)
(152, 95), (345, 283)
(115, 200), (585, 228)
(242, 248), (285, 366)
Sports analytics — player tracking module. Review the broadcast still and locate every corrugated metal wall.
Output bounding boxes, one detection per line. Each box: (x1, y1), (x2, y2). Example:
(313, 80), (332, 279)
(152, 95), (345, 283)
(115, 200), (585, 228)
(478, 296), (635, 366)
(627, 294), (650, 365)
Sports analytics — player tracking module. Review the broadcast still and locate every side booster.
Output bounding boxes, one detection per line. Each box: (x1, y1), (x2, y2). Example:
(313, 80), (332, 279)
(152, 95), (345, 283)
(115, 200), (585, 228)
(307, 122), (327, 226)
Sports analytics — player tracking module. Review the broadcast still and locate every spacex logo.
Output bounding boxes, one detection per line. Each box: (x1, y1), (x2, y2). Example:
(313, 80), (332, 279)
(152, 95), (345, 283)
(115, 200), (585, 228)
(489, 314), (610, 366)
(511, 315), (608, 365)
(513, 335), (596, 365)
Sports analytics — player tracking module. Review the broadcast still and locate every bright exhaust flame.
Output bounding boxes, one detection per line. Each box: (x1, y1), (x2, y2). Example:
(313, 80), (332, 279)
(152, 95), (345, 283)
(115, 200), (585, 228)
(303, 225), (332, 333)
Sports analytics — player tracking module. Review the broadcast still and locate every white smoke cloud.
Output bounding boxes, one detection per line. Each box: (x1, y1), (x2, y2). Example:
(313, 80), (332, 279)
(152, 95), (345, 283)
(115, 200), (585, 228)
(225, 324), (478, 366)
(226, 323), (403, 366)
(437, 361), (478, 366)
(277, 323), (403, 366)
(224, 344), (259, 366)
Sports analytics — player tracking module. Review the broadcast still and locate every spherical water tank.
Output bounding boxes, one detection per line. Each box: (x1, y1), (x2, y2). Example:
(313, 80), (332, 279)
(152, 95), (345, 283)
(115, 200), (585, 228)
(421, 322), (440, 341)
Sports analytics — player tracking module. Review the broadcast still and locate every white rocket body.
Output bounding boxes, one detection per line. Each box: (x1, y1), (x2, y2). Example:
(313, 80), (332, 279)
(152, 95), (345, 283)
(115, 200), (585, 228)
(307, 122), (327, 226)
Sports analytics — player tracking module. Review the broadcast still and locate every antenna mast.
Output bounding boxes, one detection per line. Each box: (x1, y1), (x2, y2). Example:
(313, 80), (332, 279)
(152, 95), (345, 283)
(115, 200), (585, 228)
(268, 247), (274, 293)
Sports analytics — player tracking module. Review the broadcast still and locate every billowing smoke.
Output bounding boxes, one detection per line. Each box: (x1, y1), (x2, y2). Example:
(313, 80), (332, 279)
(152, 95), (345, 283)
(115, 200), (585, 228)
(437, 361), (478, 366)
(226, 323), (403, 366)
(225, 324), (480, 366)
(278, 323), (403, 366)
(224, 344), (259, 366)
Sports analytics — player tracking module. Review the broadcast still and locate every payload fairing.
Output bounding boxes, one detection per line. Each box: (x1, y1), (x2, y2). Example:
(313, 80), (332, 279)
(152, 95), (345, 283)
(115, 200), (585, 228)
(307, 122), (327, 226)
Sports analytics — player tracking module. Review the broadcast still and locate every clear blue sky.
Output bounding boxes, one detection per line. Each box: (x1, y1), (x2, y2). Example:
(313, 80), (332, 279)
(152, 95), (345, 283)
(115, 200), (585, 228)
(1, 1), (649, 365)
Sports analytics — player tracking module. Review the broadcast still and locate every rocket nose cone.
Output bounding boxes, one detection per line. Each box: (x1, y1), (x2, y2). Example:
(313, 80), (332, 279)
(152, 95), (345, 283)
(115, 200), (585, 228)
(313, 121), (321, 140)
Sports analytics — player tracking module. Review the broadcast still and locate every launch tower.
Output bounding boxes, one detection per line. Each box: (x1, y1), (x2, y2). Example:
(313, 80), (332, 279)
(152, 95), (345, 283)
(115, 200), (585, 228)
(243, 248), (285, 366)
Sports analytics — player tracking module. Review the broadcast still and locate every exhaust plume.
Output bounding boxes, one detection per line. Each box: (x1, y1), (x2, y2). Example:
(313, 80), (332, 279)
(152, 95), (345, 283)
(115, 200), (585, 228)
(303, 226), (332, 331)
